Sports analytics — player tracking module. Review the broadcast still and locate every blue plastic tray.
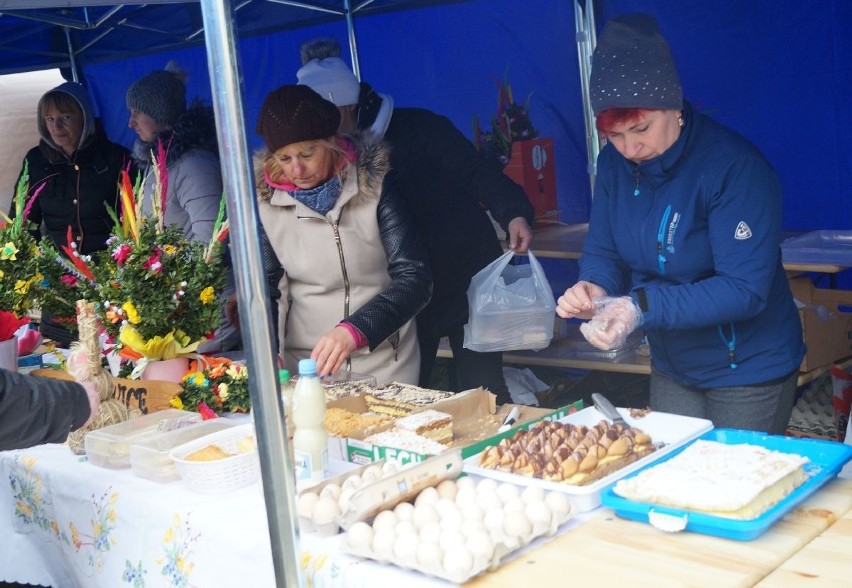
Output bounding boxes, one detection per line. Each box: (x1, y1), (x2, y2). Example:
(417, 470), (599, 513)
(781, 230), (852, 266)
(599, 429), (852, 541)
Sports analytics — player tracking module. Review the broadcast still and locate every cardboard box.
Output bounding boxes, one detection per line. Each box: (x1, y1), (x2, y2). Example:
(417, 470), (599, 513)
(789, 277), (852, 371)
(502, 138), (557, 220)
(332, 388), (583, 466)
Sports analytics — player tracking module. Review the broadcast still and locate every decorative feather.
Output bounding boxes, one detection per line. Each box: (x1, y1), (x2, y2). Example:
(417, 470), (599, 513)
(60, 226), (96, 282)
(119, 170), (139, 243)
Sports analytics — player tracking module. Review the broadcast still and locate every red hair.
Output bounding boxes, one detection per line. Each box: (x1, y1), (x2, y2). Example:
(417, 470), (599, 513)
(596, 108), (660, 133)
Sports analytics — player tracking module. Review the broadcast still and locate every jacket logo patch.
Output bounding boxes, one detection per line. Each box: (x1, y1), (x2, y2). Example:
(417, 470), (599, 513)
(735, 221), (752, 240)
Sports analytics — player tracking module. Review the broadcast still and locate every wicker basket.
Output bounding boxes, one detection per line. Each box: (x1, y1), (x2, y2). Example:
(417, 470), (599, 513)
(169, 423), (259, 493)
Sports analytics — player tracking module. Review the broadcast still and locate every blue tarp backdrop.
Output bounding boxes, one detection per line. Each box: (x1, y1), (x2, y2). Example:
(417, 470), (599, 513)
(4, 0), (851, 230)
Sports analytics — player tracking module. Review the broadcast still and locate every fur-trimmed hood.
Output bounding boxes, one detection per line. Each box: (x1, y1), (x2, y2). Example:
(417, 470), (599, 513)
(132, 99), (218, 166)
(254, 131), (390, 205)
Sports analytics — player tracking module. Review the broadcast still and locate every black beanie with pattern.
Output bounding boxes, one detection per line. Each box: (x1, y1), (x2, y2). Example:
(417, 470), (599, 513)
(590, 13), (683, 115)
(256, 85), (341, 153)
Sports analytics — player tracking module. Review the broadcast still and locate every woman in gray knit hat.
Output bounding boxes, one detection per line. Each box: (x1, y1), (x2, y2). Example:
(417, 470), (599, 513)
(126, 62), (240, 352)
(556, 14), (804, 434)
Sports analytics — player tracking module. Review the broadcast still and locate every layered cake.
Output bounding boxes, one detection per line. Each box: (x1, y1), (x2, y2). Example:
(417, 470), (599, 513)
(478, 419), (656, 486)
(612, 440), (810, 519)
(394, 409), (453, 444)
(363, 431), (448, 456)
(324, 408), (393, 437)
(364, 383), (453, 417)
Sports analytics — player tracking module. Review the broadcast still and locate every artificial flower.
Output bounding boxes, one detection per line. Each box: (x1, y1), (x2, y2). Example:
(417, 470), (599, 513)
(199, 286), (215, 304)
(122, 301), (141, 324)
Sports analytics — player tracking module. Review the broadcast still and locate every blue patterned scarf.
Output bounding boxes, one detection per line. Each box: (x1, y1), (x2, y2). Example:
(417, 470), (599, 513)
(290, 176), (342, 216)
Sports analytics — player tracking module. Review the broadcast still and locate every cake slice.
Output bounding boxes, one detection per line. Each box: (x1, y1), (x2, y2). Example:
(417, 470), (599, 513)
(394, 409), (453, 444)
(364, 394), (417, 417)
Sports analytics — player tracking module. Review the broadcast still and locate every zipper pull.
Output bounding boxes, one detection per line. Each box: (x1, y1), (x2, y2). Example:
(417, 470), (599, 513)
(633, 167), (641, 196)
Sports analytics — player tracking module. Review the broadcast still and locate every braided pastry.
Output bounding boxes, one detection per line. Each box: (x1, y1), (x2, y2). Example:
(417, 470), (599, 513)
(478, 420), (655, 486)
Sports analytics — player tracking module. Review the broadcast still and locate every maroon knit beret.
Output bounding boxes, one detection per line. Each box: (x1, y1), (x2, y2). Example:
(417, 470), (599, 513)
(256, 85), (341, 152)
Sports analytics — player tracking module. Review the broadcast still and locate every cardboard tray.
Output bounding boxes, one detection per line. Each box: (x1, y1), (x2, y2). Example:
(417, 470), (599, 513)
(599, 429), (852, 541)
(463, 406), (713, 513)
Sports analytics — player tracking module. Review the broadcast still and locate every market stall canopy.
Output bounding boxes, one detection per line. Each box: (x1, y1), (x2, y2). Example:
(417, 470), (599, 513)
(0, 0), (465, 75)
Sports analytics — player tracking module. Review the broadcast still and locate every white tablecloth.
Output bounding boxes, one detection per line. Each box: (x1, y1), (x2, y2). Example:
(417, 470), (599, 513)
(0, 443), (586, 587)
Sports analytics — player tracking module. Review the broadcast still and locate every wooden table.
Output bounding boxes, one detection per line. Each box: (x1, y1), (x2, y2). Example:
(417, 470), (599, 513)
(468, 477), (852, 587)
(464, 223), (852, 380)
(757, 492), (852, 586)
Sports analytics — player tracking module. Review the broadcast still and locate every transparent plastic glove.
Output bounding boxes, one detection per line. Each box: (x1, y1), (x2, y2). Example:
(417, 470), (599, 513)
(579, 296), (643, 351)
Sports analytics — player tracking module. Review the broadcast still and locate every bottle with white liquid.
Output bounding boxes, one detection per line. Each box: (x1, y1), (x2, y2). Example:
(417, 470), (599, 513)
(292, 358), (328, 488)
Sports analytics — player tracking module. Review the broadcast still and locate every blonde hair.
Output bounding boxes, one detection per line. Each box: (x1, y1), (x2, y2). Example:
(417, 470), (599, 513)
(264, 137), (350, 187)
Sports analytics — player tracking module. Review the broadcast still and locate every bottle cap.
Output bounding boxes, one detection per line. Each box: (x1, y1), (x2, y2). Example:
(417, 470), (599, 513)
(278, 369), (290, 383)
(298, 358), (317, 376)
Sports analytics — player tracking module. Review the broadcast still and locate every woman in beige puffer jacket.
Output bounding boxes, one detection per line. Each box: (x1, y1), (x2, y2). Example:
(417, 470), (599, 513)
(255, 85), (431, 385)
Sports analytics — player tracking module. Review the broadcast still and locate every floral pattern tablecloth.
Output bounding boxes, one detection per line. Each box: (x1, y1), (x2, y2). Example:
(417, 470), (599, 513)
(0, 444), (463, 587)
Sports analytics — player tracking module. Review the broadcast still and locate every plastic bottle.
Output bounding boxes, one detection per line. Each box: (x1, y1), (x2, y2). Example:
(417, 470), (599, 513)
(292, 358), (328, 488)
(279, 369), (296, 455)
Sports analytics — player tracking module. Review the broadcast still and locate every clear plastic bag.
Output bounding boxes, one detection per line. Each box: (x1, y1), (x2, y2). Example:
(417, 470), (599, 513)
(463, 250), (555, 352)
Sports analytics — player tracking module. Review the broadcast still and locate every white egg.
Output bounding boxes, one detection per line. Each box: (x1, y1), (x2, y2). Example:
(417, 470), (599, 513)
(363, 463), (384, 481)
(438, 528), (465, 553)
(414, 486), (440, 508)
(503, 497), (526, 513)
(435, 479), (458, 501)
(459, 518), (487, 539)
(495, 482), (520, 504)
(483, 508), (505, 536)
(418, 520), (442, 544)
(341, 474), (362, 491)
(434, 497), (460, 517)
(296, 491), (320, 519)
(393, 501), (415, 521)
(525, 500), (552, 531)
(372, 509), (399, 534)
(381, 460), (401, 475)
(503, 510), (532, 541)
(544, 492), (572, 524)
(412, 502), (440, 530)
(337, 487), (357, 513)
(361, 469), (380, 485)
(520, 485), (546, 504)
(466, 530), (495, 563)
(461, 503), (484, 522)
(442, 544), (474, 577)
(393, 531), (419, 566)
(438, 507), (463, 533)
(346, 521), (374, 551)
(455, 475), (476, 493)
(475, 477), (499, 495)
(372, 528), (396, 560)
(416, 541), (443, 569)
(395, 519), (418, 537)
(454, 485), (477, 507)
(319, 483), (341, 502)
(477, 489), (503, 512)
(311, 495), (340, 526)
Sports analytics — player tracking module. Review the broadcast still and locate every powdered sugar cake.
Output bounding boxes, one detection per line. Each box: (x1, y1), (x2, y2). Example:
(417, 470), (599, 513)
(394, 409), (453, 444)
(612, 440), (810, 519)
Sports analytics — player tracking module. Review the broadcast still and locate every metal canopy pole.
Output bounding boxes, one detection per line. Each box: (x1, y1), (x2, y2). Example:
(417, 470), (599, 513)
(574, 0), (599, 195)
(198, 1), (302, 586)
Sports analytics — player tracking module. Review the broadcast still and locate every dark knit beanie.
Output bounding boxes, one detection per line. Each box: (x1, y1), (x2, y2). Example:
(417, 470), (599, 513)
(126, 67), (187, 127)
(590, 13), (683, 115)
(256, 85), (341, 152)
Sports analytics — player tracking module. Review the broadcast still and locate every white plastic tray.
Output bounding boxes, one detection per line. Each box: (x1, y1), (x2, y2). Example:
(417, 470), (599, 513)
(463, 406), (713, 512)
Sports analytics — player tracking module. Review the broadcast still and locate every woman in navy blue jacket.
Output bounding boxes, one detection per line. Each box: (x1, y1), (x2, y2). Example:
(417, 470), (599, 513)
(556, 14), (804, 434)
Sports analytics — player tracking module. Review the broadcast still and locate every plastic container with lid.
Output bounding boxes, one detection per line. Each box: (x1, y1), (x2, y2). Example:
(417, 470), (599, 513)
(292, 358), (328, 488)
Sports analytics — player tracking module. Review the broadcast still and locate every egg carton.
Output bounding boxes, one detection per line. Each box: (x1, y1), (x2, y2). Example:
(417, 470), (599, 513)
(341, 475), (574, 584)
(297, 451), (461, 536)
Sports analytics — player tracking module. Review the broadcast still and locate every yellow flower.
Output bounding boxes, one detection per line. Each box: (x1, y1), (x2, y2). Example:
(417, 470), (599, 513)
(170, 396), (184, 409)
(162, 244), (177, 255)
(122, 301), (141, 324)
(163, 528), (174, 544)
(0, 241), (18, 260)
(218, 383), (229, 400)
(14, 279), (30, 295)
(226, 364), (246, 380)
(199, 286), (215, 304)
(0, 269), (4, 280)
